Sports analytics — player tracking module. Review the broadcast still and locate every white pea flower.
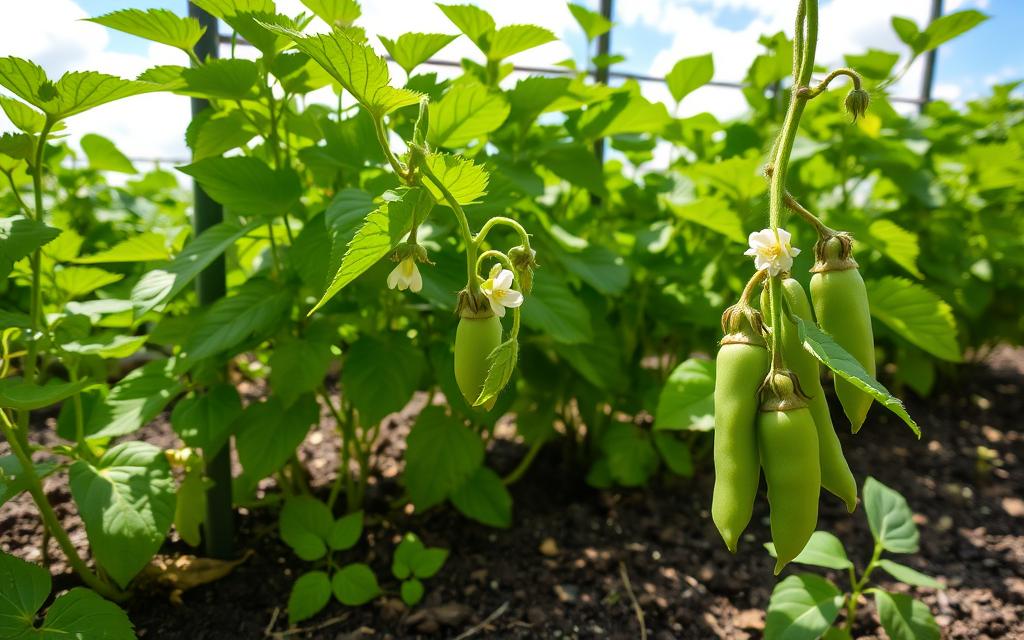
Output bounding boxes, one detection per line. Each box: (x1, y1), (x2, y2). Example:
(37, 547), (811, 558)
(480, 264), (524, 318)
(744, 227), (801, 276)
(387, 257), (422, 293)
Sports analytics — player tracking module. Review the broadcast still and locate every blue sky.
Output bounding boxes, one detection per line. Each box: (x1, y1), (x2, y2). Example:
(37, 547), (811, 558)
(1, 0), (1019, 163)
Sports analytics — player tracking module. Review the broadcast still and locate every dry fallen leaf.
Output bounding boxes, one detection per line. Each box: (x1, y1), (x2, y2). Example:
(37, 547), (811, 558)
(138, 550), (255, 605)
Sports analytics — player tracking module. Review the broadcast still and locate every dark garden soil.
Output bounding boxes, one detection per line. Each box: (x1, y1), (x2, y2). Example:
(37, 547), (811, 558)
(3, 351), (1024, 640)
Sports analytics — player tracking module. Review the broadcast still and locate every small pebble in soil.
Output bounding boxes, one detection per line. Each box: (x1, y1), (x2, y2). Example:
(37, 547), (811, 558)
(539, 537), (559, 556)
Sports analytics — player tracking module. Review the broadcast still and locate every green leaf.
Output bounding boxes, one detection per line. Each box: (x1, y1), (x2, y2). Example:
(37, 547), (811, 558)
(235, 395), (319, 487)
(876, 559), (943, 589)
(174, 464), (206, 547)
(0, 377), (91, 411)
(131, 221), (256, 317)
(379, 33), (458, 76)
(0, 551), (50, 638)
(874, 591), (940, 640)
(0, 61), (160, 120)
(654, 358), (715, 432)
(188, 0), (274, 19)
(568, 3), (612, 41)
(764, 574), (845, 640)
(171, 384), (242, 456)
(663, 195), (745, 243)
(280, 495), (333, 560)
(0, 58), (51, 114)
(0, 216), (60, 277)
(920, 10), (988, 54)
(40, 588), (136, 639)
(794, 317), (920, 437)
(558, 245), (630, 296)
(0, 96), (46, 134)
(181, 278), (291, 362)
(404, 406), (484, 510)
(80, 133), (136, 173)
(865, 220), (922, 279)
(328, 511), (363, 551)
(342, 333), (426, 425)
(189, 110), (258, 160)
(521, 274), (592, 345)
(410, 547), (448, 579)
(331, 563), (381, 605)
(601, 422), (659, 487)
(866, 277), (961, 363)
(59, 334), (148, 359)
(300, 0), (361, 27)
(487, 24), (556, 61)
(0, 132), (35, 167)
(179, 58), (259, 100)
(652, 432), (693, 476)
(269, 336), (333, 408)
(288, 571), (332, 626)
(428, 82), (510, 148)
(422, 153), (489, 205)
(87, 8), (206, 54)
(264, 24), (422, 117)
(69, 441), (176, 588)
(436, 4), (495, 51)
(844, 49), (900, 81)
(474, 338), (517, 408)
(73, 232), (170, 264)
(536, 142), (606, 197)
(401, 578), (425, 606)
(55, 266), (124, 298)
(0, 456), (59, 507)
(86, 358), (183, 439)
(178, 156), (301, 218)
(765, 532), (853, 570)
(311, 187), (429, 313)
(450, 466), (512, 528)
(393, 533), (424, 580)
(863, 476), (919, 554)
(892, 17), (921, 49)
(666, 53), (714, 104)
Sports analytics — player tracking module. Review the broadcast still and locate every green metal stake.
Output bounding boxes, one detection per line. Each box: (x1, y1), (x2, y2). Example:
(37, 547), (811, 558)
(189, 2), (234, 560)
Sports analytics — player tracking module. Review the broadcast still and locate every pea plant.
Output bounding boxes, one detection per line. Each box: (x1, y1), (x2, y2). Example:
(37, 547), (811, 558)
(0, 0), (1006, 633)
(764, 477), (943, 640)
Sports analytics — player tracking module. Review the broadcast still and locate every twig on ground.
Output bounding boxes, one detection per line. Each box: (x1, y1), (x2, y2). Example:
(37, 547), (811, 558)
(453, 601), (510, 640)
(619, 560), (648, 640)
(265, 610), (350, 638)
(263, 607), (280, 637)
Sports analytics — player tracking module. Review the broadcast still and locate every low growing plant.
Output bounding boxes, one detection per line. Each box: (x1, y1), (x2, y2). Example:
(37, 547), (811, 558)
(764, 477), (943, 640)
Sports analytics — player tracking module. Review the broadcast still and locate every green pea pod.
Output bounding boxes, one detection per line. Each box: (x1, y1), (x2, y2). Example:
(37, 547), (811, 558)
(712, 311), (770, 552)
(454, 313), (502, 411)
(762, 278), (857, 512)
(810, 237), (875, 432)
(759, 404), (820, 574)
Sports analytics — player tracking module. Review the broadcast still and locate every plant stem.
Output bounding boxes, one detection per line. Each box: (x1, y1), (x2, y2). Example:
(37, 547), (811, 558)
(766, 0), (818, 373)
(415, 158), (480, 295)
(0, 410), (125, 600)
(803, 67), (863, 98)
(502, 439), (543, 486)
(372, 115), (407, 182)
(474, 216), (531, 249)
(844, 541), (884, 632)
(3, 170), (32, 216)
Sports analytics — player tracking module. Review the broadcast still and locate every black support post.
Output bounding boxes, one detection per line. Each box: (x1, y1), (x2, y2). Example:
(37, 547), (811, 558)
(919, 0), (944, 114)
(189, 2), (234, 560)
(592, 0), (613, 166)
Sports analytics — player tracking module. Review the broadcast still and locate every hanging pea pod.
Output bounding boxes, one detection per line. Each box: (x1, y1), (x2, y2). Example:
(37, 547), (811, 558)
(758, 372), (820, 574)
(712, 305), (770, 552)
(810, 235), (875, 432)
(762, 277), (858, 512)
(454, 310), (502, 411)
